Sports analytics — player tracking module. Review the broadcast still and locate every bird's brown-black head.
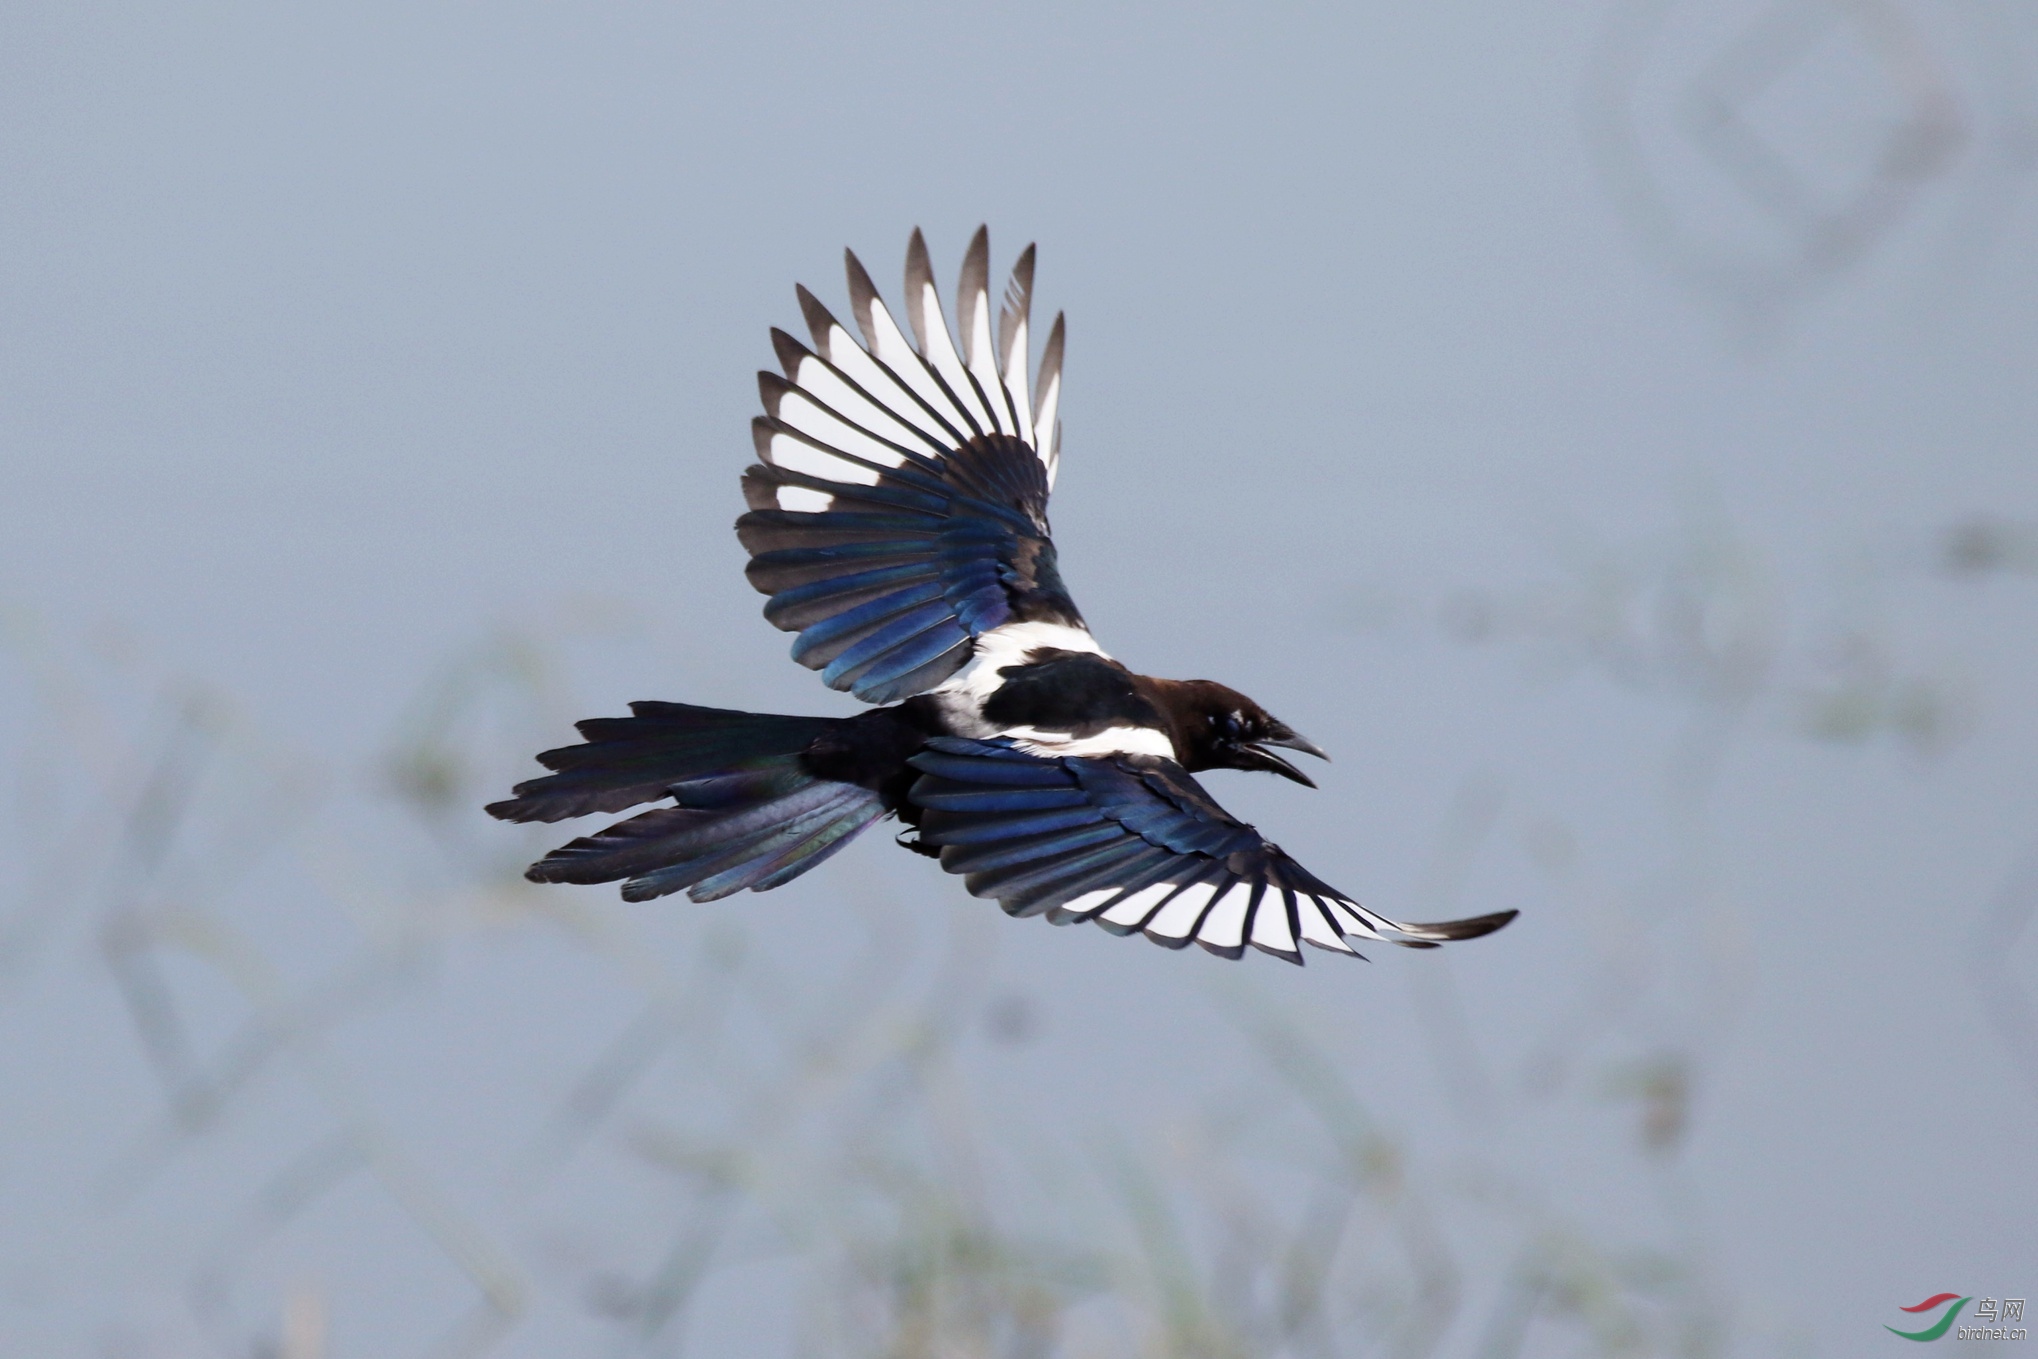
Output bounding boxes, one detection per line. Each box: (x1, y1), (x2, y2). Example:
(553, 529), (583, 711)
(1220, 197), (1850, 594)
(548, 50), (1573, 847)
(1144, 679), (1329, 787)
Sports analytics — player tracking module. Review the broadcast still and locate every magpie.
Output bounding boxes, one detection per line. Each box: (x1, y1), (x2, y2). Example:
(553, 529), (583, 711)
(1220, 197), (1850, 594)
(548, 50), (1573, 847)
(488, 228), (1516, 964)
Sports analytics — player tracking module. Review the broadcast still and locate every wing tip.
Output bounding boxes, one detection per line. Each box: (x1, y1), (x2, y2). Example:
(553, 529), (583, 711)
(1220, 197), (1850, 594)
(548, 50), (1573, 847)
(1398, 908), (1519, 943)
(769, 327), (808, 378)
(844, 247), (884, 347)
(1143, 929), (1199, 951)
(485, 796), (540, 824)
(794, 283), (839, 353)
(1249, 940), (1307, 967)
(756, 369), (792, 415)
(903, 228), (936, 354)
(958, 226), (991, 365)
(1035, 313), (1066, 399)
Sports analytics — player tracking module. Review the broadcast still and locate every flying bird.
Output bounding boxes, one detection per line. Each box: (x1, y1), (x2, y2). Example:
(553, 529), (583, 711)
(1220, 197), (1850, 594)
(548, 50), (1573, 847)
(488, 228), (1516, 964)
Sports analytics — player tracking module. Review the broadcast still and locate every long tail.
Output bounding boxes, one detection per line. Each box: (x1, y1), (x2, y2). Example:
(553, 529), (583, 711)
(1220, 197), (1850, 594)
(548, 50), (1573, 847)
(486, 701), (903, 902)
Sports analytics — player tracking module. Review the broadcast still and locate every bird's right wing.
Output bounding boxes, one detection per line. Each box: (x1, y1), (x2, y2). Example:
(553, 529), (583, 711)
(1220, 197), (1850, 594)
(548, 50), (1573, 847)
(907, 738), (1517, 965)
(737, 227), (1093, 707)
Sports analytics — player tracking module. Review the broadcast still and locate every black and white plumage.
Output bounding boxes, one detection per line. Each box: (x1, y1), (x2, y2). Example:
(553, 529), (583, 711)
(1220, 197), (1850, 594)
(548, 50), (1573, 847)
(490, 228), (1516, 964)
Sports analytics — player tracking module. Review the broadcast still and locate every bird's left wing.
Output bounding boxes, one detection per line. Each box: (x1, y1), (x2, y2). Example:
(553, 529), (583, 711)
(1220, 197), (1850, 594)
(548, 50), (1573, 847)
(907, 738), (1517, 964)
(737, 227), (1084, 706)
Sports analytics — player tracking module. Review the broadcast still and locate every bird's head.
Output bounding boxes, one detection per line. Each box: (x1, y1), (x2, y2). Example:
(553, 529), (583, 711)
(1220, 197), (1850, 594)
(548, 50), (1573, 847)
(1162, 681), (1330, 787)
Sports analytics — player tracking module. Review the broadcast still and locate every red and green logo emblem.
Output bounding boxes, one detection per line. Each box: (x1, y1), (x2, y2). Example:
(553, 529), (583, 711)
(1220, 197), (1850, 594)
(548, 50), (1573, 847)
(1887, 1294), (1970, 1342)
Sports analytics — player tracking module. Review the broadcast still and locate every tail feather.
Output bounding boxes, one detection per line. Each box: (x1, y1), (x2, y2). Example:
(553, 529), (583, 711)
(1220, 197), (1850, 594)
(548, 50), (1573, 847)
(744, 804), (887, 892)
(526, 777), (826, 883)
(494, 701), (911, 903)
(646, 790), (887, 902)
(487, 702), (838, 823)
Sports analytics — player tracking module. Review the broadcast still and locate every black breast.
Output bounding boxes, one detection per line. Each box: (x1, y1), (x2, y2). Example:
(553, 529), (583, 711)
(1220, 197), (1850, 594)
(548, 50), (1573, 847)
(979, 650), (1168, 739)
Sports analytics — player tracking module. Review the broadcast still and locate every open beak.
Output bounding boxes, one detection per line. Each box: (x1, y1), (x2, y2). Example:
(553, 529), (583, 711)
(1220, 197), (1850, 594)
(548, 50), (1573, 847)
(1261, 727), (1330, 762)
(1238, 727), (1330, 788)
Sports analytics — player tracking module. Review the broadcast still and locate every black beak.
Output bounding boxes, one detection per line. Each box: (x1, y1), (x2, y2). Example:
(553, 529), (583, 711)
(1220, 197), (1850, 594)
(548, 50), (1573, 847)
(1235, 745), (1315, 787)
(1260, 726), (1330, 762)
(1230, 733), (1328, 786)
(1232, 725), (1329, 787)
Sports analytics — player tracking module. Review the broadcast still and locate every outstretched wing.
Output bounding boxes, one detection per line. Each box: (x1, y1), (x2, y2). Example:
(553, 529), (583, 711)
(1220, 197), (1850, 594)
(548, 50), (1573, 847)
(737, 226), (1085, 706)
(907, 738), (1517, 964)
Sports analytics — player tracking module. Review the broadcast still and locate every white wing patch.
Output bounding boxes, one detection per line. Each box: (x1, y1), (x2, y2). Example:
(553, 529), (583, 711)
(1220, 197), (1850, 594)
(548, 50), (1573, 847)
(997, 246), (1036, 442)
(765, 383), (911, 472)
(777, 344), (937, 455)
(775, 485), (835, 513)
(956, 228), (1016, 437)
(1008, 726), (1177, 760)
(755, 424), (882, 486)
(1194, 883), (1255, 952)
(1249, 891), (1298, 955)
(1326, 898), (1381, 940)
(1059, 887), (1120, 920)
(910, 733), (1488, 963)
(1142, 885), (1215, 942)
(1098, 877), (1381, 961)
(905, 231), (995, 434)
(846, 250), (977, 443)
(780, 228), (1061, 488)
(927, 619), (1150, 750)
(1296, 895), (1360, 954)
(799, 288), (958, 451)
(1033, 315), (1065, 490)
(1097, 881), (1175, 929)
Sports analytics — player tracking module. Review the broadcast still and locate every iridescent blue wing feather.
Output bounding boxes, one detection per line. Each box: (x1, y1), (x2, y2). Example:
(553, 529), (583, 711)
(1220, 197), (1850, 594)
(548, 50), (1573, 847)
(907, 739), (1518, 963)
(737, 228), (1085, 705)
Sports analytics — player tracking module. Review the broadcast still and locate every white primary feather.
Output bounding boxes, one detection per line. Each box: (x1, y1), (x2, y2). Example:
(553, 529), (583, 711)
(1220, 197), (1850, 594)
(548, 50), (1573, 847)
(1249, 891), (1298, 955)
(957, 229), (1015, 436)
(758, 427), (882, 486)
(847, 251), (981, 443)
(1099, 881), (1177, 929)
(1323, 897), (1391, 943)
(769, 386), (911, 471)
(965, 310), (1009, 434)
(1001, 311), (1031, 438)
(997, 247), (1036, 442)
(802, 232), (1064, 485)
(1060, 888), (1120, 920)
(1194, 882), (1256, 951)
(801, 295), (958, 452)
(905, 231), (997, 436)
(781, 349), (936, 455)
(1145, 882), (1219, 941)
(1033, 314), (1065, 488)
(1296, 896), (1359, 953)
(776, 486), (834, 513)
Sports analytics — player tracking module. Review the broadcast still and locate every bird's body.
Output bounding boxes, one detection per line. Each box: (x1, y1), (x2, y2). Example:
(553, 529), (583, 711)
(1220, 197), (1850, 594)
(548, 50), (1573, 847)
(490, 229), (1515, 964)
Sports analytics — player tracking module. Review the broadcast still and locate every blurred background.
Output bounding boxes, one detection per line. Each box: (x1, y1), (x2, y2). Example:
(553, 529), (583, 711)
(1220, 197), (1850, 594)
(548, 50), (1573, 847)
(3, 1), (2035, 1355)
